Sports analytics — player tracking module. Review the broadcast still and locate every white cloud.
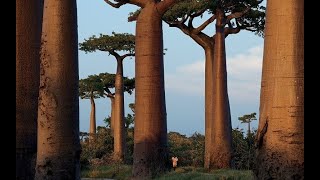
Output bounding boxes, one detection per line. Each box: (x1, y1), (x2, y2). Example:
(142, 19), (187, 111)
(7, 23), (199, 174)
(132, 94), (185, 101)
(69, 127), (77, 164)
(165, 45), (263, 103)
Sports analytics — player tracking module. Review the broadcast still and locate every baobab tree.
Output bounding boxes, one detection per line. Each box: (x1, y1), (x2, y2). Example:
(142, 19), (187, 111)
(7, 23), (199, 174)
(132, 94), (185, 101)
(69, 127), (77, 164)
(99, 73), (117, 134)
(102, 0), (180, 177)
(238, 112), (257, 136)
(16, 0), (43, 179)
(35, 0), (81, 179)
(254, 0), (304, 179)
(162, 0), (265, 169)
(98, 73), (135, 132)
(238, 112), (257, 170)
(98, 72), (135, 161)
(79, 75), (105, 142)
(80, 33), (135, 161)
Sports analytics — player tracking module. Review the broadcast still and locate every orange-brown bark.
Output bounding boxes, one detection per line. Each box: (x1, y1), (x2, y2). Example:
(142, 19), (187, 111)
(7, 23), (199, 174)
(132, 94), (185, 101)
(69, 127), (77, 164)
(110, 96), (115, 135)
(254, 0), (304, 179)
(205, 9), (232, 170)
(113, 59), (126, 161)
(89, 96), (96, 142)
(132, 3), (168, 178)
(35, 0), (81, 179)
(16, 0), (43, 178)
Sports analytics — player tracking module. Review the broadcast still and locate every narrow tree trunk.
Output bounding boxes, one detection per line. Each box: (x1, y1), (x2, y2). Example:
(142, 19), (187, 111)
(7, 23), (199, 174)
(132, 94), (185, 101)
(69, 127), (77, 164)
(89, 96), (96, 142)
(16, 0), (43, 179)
(205, 8), (233, 170)
(35, 0), (81, 179)
(113, 59), (126, 161)
(132, 4), (168, 178)
(110, 97), (115, 135)
(254, 0), (304, 179)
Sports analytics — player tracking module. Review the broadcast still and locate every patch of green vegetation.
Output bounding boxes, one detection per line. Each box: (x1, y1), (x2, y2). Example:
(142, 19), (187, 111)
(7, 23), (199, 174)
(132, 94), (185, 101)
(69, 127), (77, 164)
(81, 164), (132, 180)
(154, 167), (253, 180)
(81, 165), (253, 180)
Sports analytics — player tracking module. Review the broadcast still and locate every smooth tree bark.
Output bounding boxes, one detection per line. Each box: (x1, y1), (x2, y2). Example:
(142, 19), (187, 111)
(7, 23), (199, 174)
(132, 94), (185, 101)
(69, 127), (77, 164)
(89, 95), (96, 142)
(112, 54), (126, 161)
(16, 0), (43, 179)
(104, 0), (179, 177)
(110, 96), (115, 134)
(207, 8), (232, 169)
(35, 0), (81, 179)
(133, 6), (168, 177)
(254, 0), (304, 179)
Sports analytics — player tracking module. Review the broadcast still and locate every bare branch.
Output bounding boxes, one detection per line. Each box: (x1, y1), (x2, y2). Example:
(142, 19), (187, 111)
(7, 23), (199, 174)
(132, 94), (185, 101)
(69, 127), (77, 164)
(104, 0), (126, 8)
(121, 53), (135, 59)
(188, 16), (194, 28)
(224, 27), (241, 36)
(194, 15), (216, 34)
(188, 8), (207, 28)
(109, 50), (120, 58)
(104, 92), (115, 98)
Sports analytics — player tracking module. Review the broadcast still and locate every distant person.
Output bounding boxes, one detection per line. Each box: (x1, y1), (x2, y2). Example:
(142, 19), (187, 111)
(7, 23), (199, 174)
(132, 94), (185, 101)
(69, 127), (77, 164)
(171, 156), (178, 171)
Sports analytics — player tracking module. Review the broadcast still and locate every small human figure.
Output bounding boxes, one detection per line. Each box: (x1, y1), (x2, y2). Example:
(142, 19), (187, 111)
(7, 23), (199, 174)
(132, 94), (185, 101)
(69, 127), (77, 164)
(171, 156), (178, 171)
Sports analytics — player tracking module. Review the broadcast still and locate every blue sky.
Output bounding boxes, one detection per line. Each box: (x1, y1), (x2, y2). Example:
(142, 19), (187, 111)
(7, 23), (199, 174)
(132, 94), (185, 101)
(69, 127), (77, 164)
(77, 0), (265, 136)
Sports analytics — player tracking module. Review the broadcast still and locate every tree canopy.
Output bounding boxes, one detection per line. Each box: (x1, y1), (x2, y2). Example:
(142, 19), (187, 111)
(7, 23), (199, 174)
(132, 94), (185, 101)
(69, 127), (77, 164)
(98, 72), (135, 96)
(238, 112), (257, 124)
(80, 73), (135, 99)
(79, 32), (135, 54)
(163, 0), (265, 37)
(79, 75), (105, 99)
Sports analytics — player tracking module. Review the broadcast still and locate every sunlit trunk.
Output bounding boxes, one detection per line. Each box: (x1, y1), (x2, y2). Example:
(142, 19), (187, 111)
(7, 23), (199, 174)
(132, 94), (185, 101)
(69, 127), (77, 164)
(16, 0), (43, 178)
(132, 3), (168, 178)
(89, 96), (96, 142)
(204, 46), (214, 169)
(35, 0), (81, 179)
(110, 97), (115, 135)
(205, 8), (233, 170)
(113, 59), (126, 161)
(254, 0), (304, 179)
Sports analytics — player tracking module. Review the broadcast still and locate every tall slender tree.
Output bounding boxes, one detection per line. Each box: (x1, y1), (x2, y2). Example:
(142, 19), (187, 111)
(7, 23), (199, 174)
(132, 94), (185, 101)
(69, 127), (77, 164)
(100, 73), (117, 134)
(98, 72), (135, 160)
(79, 75), (105, 142)
(162, 0), (265, 169)
(35, 0), (81, 179)
(102, 0), (180, 177)
(254, 0), (304, 179)
(80, 33), (135, 161)
(16, 0), (43, 179)
(238, 112), (257, 170)
(238, 112), (257, 136)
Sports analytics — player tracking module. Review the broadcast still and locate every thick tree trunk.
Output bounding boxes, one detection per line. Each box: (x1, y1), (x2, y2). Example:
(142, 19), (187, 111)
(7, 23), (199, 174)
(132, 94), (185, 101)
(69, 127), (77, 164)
(132, 3), (168, 178)
(35, 0), (81, 179)
(16, 0), (43, 179)
(204, 46), (214, 169)
(254, 0), (304, 179)
(89, 96), (96, 142)
(110, 97), (115, 135)
(205, 9), (233, 170)
(113, 59), (126, 161)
